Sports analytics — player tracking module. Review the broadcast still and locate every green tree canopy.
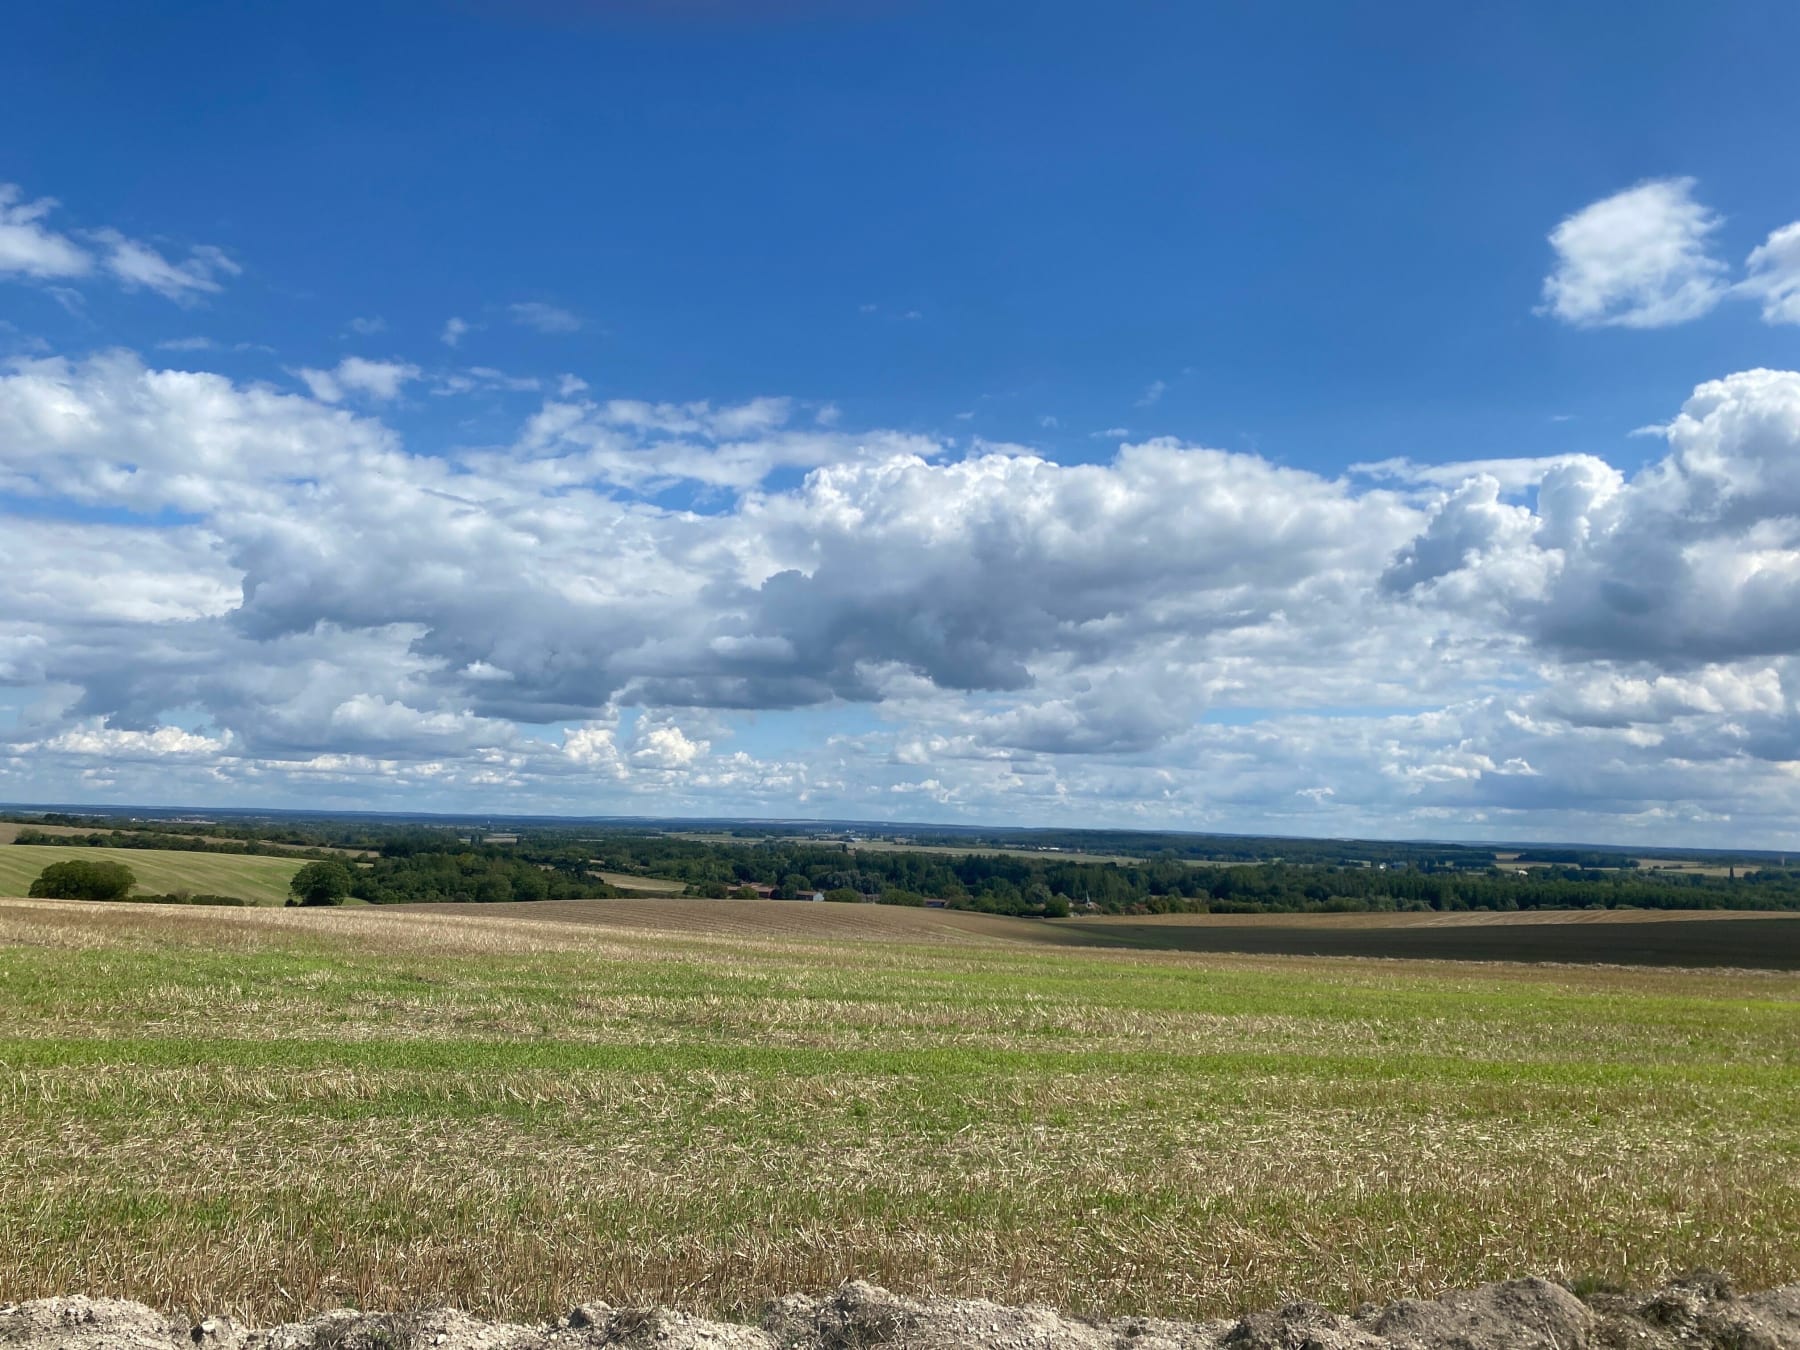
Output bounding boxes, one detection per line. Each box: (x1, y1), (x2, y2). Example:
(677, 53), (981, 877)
(29, 859), (137, 902)
(289, 860), (355, 906)
(473, 873), (514, 904)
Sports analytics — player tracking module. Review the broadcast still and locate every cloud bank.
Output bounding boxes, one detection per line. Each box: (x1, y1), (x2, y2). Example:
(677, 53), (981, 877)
(6, 341), (1800, 843)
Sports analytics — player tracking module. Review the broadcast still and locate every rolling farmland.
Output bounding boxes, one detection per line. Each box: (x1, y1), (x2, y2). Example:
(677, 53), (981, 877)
(0, 846), (304, 905)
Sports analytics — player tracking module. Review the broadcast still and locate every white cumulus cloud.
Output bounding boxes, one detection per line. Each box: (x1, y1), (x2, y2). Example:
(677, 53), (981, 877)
(298, 357), (423, 404)
(1742, 221), (1800, 326)
(1539, 177), (1728, 329)
(12, 342), (1800, 840)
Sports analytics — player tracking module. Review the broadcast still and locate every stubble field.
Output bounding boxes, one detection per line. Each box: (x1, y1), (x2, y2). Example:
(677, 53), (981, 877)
(0, 896), (1795, 1328)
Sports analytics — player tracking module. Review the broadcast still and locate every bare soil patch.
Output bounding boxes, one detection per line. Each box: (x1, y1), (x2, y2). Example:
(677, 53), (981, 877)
(4, 1275), (1796, 1350)
(1072, 908), (1795, 926)
(1047, 912), (1800, 968)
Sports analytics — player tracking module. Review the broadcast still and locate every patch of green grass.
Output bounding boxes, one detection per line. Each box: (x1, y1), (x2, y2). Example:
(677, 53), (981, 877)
(592, 870), (688, 894)
(0, 899), (1795, 1326)
(0, 846), (302, 904)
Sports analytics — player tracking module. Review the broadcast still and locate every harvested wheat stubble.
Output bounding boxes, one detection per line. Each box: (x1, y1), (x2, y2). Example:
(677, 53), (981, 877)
(4, 898), (1797, 1326)
(3, 1273), (1798, 1350)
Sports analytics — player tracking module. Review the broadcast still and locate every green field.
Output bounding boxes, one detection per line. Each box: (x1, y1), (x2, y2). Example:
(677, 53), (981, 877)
(592, 869), (689, 894)
(0, 845), (304, 904)
(0, 897), (1795, 1328)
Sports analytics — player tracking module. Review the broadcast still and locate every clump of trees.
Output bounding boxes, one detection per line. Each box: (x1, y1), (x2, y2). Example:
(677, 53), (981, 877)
(346, 851), (621, 905)
(28, 859), (137, 901)
(288, 860), (355, 906)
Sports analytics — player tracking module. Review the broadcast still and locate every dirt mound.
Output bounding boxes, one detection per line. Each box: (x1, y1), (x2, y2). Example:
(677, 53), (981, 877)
(4, 1274), (1797, 1350)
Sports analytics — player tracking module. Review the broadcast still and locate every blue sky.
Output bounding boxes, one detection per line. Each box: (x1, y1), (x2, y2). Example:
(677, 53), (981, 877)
(5, 1), (1800, 842)
(10, 1), (1797, 461)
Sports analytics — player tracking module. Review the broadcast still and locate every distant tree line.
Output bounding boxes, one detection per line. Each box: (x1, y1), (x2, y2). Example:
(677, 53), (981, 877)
(574, 836), (1800, 916)
(11, 826), (346, 861)
(1511, 849), (1640, 868)
(13, 812), (1800, 914)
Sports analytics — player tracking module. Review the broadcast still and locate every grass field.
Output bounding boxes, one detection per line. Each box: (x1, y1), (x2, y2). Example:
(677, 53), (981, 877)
(0, 897), (1795, 1328)
(0, 821), (374, 856)
(0, 845), (303, 904)
(0, 822), (112, 843)
(1494, 850), (1738, 878)
(592, 870), (689, 894)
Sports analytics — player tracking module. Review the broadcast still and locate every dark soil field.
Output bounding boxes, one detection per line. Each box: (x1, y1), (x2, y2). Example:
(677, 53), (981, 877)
(1049, 913), (1800, 968)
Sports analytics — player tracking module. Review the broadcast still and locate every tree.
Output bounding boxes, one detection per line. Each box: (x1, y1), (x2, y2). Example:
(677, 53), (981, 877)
(823, 887), (862, 904)
(473, 873), (514, 904)
(289, 860), (354, 906)
(29, 859), (136, 901)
